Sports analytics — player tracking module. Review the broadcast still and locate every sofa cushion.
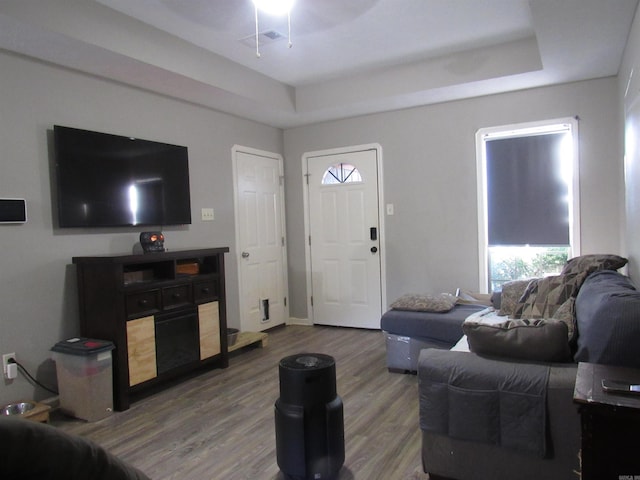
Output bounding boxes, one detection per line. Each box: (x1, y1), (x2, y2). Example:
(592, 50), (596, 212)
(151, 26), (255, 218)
(390, 293), (457, 313)
(498, 280), (531, 316)
(463, 314), (571, 362)
(561, 254), (628, 276)
(574, 270), (640, 368)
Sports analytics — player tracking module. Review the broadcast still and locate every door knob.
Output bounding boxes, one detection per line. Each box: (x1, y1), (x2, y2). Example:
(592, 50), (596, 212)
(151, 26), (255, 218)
(242, 251), (250, 258)
(370, 246), (378, 253)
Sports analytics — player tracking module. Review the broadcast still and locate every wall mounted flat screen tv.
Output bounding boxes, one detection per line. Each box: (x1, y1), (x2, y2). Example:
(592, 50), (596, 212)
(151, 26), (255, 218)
(54, 125), (192, 228)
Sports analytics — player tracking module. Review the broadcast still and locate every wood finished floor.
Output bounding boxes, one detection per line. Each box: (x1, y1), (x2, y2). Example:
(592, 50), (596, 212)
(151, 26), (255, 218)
(53, 325), (429, 480)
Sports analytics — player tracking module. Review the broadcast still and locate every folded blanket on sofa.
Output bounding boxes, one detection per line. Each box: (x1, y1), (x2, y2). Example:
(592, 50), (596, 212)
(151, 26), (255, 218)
(418, 349), (550, 457)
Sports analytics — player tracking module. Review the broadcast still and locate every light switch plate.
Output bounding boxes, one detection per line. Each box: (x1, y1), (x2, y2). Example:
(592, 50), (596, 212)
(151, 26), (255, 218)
(201, 208), (214, 221)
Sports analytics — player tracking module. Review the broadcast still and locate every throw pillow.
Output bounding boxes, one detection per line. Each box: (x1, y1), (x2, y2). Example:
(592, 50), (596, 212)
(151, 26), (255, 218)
(463, 318), (571, 362)
(561, 254), (628, 276)
(497, 279), (531, 317)
(390, 293), (457, 313)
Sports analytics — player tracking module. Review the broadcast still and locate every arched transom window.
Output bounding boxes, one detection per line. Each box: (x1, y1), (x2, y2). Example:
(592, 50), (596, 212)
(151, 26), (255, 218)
(321, 163), (363, 185)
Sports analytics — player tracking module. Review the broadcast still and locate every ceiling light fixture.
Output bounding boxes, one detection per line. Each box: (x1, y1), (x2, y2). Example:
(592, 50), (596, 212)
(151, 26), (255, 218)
(252, 0), (293, 58)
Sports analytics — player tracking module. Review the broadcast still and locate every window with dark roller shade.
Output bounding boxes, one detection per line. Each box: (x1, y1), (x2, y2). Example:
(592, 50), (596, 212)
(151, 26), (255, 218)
(486, 133), (569, 246)
(476, 119), (579, 291)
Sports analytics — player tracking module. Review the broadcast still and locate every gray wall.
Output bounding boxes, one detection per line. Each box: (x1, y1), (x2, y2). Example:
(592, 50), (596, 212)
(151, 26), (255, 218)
(621, 6), (640, 282)
(284, 77), (624, 319)
(0, 51), (282, 406)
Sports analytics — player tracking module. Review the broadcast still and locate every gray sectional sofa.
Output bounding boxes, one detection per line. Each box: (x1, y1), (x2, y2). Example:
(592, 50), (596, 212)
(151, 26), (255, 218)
(415, 255), (640, 480)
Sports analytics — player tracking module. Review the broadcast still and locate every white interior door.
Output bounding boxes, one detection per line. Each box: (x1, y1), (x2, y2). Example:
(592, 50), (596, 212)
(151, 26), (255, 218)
(306, 148), (382, 329)
(234, 147), (288, 332)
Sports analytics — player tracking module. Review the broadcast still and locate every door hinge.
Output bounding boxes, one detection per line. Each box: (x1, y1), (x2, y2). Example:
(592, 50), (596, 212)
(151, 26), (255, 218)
(281, 236), (285, 247)
(304, 173), (310, 185)
(310, 295), (313, 306)
(308, 235), (311, 246)
(284, 297), (287, 307)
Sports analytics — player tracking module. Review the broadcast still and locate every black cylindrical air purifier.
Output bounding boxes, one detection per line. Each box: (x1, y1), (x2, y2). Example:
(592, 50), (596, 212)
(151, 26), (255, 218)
(275, 353), (345, 480)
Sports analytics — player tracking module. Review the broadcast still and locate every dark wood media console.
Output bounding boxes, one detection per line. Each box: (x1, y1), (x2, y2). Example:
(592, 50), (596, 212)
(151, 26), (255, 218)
(73, 247), (229, 411)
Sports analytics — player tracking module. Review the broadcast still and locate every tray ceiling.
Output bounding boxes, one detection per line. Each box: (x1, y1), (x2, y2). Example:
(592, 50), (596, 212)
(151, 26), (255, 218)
(0, 0), (637, 127)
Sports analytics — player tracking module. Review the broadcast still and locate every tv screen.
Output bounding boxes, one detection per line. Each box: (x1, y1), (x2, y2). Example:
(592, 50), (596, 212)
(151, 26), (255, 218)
(54, 126), (192, 228)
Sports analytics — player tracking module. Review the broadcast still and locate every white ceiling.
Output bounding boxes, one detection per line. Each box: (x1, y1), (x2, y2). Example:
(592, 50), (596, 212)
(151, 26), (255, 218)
(0, 0), (637, 128)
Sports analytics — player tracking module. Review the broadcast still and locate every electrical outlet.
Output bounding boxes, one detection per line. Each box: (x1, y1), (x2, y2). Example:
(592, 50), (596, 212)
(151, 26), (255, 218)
(2, 353), (15, 376)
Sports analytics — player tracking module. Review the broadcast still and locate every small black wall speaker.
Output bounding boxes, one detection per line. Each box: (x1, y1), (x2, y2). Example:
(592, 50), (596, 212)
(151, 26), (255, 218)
(0, 198), (27, 223)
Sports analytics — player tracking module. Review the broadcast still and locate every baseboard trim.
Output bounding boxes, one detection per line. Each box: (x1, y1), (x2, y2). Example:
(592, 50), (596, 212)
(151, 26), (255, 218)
(287, 317), (312, 326)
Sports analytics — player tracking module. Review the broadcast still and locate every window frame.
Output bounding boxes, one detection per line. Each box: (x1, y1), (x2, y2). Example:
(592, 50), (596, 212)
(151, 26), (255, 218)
(475, 117), (581, 293)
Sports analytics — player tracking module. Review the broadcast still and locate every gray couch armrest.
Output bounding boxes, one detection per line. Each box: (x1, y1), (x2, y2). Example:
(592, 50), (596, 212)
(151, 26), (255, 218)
(0, 417), (150, 480)
(417, 349), (580, 480)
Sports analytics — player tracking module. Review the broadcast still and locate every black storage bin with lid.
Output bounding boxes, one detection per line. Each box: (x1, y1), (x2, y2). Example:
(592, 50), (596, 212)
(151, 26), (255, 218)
(51, 337), (115, 421)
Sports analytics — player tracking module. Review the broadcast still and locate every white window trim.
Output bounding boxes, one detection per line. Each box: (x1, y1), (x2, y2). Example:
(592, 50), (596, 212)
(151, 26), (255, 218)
(475, 117), (581, 293)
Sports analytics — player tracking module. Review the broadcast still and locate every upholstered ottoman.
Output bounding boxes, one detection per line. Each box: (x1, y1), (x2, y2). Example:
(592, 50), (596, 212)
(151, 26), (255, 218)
(381, 303), (486, 372)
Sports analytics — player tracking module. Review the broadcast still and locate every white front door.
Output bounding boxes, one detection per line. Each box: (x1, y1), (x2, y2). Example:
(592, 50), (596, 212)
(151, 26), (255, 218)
(233, 146), (288, 332)
(306, 147), (383, 329)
